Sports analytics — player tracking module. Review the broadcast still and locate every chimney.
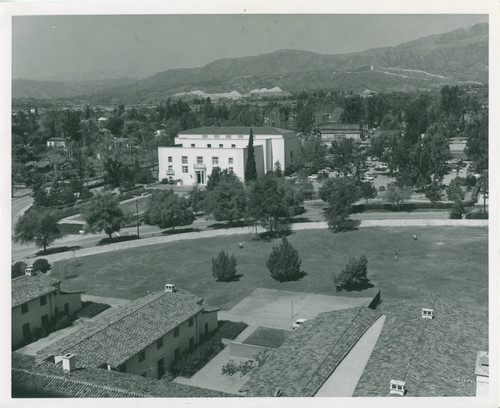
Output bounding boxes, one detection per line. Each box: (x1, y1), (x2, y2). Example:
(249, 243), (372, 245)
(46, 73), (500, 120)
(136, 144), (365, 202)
(25, 266), (34, 276)
(389, 379), (406, 396)
(421, 308), (434, 319)
(62, 353), (76, 372)
(165, 284), (176, 293)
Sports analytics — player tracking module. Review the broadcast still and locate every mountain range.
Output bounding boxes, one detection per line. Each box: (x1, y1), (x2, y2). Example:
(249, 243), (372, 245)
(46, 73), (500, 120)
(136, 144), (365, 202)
(12, 23), (488, 103)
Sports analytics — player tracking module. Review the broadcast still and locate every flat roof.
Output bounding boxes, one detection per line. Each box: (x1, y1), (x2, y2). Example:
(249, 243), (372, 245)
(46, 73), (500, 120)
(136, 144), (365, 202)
(178, 126), (295, 136)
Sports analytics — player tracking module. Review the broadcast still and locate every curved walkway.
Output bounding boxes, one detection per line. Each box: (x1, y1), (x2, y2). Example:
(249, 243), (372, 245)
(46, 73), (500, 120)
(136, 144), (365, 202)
(33, 219), (488, 264)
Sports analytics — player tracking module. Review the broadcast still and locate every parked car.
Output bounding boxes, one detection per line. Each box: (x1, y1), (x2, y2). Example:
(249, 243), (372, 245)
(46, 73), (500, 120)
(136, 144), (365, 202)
(292, 318), (307, 330)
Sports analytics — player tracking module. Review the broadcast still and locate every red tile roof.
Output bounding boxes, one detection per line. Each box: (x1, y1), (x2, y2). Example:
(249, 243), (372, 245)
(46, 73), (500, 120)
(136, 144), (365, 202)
(11, 274), (60, 308)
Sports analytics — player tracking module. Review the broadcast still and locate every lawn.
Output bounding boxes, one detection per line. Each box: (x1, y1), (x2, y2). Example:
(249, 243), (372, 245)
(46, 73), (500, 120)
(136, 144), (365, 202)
(51, 226), (488, 311)
(243, 327), (291, 349)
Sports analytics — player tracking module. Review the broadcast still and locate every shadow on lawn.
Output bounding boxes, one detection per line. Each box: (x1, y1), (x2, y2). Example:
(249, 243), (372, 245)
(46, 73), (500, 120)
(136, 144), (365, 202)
(339, 280), (375, 292)
(36, 245), (82, 256)
(161, 227), (201, 235)
(332, 219), (361, 232)
(206, 220), (251, 230)
(97, 235), (140, 246)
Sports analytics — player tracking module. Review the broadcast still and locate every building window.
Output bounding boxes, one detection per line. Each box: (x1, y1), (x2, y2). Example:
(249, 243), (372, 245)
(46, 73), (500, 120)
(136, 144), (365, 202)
(40, 295), (47, 306)
(226, 135), (232, 139)
(189, 337), (194, 349)
(191, 143), (195, 148)
(197, 157), (203, 164)
(207, 144), (211, 148)
(142, 372), (147, 377)
(231, 144), (236, 148)
(22, 323), (30, 337)
(139, 350), (146, 362)
(219, 144), (223, 148)
(229, 167), (234, 173)
(168, 156), (172, 163)
(174, 327), (180, 338)
(21, 303), (29, 314)
(168, 165), (173, 172)
(182, 166), (188, 173)
(174, 347), (181, 360)
(64, 303), (69, 316)
(212, 157), (219, 165)
(291, 150), (294, 158)
(157, 338), (163, 349)
(118, 363), (127, 373)
(228, 157), (234, 165)
(182, 156), (188, 164)
(188, 317), (194, 327)
(202, 134), (208, 138)
(41, 314), (49, 328)
(238, 135), (244, 139)
(214, 135), (219, 138)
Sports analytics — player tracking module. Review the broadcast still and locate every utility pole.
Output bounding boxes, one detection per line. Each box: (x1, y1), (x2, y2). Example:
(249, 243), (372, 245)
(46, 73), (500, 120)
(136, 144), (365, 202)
(136, 198), (140, 237)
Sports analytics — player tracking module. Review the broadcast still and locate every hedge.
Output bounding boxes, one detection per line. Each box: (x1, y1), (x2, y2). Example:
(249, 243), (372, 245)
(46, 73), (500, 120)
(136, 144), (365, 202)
(351, 200), (475, 213)
(217, 321), (248, 340)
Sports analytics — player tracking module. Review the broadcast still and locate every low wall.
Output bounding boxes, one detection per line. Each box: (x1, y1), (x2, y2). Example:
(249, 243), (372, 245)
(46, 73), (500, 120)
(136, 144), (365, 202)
(229, 342), (270, 359)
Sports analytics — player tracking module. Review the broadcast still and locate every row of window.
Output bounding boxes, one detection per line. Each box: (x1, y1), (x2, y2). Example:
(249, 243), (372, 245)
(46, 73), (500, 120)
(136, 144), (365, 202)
(21, 303), (70, 338)
(168, 157), (233, 168)
(188, 143), (238, 149)
(200, 134), (245, 139)
(21, 293), (52, 314)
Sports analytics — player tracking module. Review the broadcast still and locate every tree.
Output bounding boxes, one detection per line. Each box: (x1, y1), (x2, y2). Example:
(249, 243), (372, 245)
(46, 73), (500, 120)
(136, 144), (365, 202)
(446, 177), (465, 202)
(449, 200), (465, 219)
(273, 161), (283, 177)
(144, 190), (195, 231)
(385, 183), (412, 211)
(360, 182), (377, 203)
(212, 250), (237, 282)
(420, 124), (452, 183)
(244, 128), (257, 182)
(425, 181), (443, 203)
(206, 167), (223, 192)
(106, 116), (124, 136)
(319, 177), (361, 230)
(333, 255), (369, 291)
(82, 193), (125, 239)
(204, 172), (246, 223)
(14, 208), (61, 253)
(247, 173), (303, 233)
(301, 136), (327, 170)
(11, 261), (27, 279)
(187, 184), (207, 214)
(464, 112), (488, 172)
(33, 258), (51, 274)
(266, 237), (303, 282)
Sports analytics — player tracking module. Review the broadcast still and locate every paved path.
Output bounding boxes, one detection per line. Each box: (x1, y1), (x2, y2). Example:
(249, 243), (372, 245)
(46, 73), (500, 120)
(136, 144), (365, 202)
(315, 315), (386, 397)
(18, 219), (488, 265)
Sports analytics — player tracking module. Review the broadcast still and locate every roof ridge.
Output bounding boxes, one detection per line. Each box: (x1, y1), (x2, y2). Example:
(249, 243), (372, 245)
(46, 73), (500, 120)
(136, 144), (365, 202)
(12, 368), (148, 397)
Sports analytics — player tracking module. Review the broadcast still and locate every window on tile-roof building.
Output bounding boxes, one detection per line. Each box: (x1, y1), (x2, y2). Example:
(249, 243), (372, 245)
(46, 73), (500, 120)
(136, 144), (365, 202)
(174, 327), (180, 338)
(21, 303), (29, 314)
(139, 350), (146, 362)
(157, 338), (163, 349)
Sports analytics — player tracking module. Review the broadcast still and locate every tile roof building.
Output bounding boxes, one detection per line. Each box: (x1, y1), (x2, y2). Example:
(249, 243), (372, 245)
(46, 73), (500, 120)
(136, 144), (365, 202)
(38, 286), (219, 380)
(11, 271), (82, 349)
(158, 126), (301, 185)
(12, 352), (231, 398)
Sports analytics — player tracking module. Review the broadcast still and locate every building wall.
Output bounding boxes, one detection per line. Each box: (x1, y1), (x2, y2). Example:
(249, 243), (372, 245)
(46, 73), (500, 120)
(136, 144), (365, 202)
(283, 134), (301, 169)
(12, 289), (82, 348)
(12, 291), (56, 348)
(121, 310), (218, 379)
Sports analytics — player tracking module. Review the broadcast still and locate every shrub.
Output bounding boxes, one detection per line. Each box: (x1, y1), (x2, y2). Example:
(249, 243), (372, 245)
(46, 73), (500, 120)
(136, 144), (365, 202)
(212, 250), (238, 282)
(32, 258), (51, 273)
(160, 178), (170, 184)
(217, 321), (248, 340)
(465, 211), (488, 219)
(449, 200), (465, 219)
(333, 254), (369, 291)
(266, 237), (303, 282)
(170, 334), (224, 378)
(378, 185), (386, 192)
(54, 315), (72, 331)
(134, 169), (154, 185)
(11, 261), (27, 279)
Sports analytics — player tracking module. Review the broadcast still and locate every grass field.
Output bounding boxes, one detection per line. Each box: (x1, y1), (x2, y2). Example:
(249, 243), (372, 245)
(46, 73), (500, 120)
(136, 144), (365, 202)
(51, 226), (488, 311)
(243, 327), (291, 348)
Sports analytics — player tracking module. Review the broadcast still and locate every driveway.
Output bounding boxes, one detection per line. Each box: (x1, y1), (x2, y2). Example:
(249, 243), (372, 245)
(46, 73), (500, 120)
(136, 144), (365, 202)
(219, 288), (373, 330)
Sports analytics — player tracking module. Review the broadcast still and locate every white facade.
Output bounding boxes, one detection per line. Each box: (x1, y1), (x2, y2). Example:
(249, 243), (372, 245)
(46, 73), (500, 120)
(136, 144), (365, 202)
(158, 127), (300, 185)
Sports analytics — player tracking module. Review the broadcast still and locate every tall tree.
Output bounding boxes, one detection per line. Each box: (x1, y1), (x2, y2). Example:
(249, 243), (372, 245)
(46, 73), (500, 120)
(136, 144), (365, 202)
(360, 182), (377, 203)
(82, 193), (125, 240)
(385, 183), (412, 211)
(247, 173), (303, 232)
(446, 177), (465, 202)
(266, 237), (303, 282)
(464, 111), (488, 172)
(212, 250), (237, 282)
(319, 177), (361, 230)
(244, 128), (257, 182)
(204, 172), (246, 223)
(144, 190), (195, 231)
(14, 208), (61, 253)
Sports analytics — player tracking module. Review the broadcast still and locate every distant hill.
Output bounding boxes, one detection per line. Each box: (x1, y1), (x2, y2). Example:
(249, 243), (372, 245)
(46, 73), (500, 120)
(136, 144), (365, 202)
(13, 23), (488, 103)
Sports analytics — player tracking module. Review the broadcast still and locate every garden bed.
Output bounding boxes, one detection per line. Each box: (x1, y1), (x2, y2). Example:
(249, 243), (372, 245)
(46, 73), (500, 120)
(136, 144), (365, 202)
(242, 327), (291, 349)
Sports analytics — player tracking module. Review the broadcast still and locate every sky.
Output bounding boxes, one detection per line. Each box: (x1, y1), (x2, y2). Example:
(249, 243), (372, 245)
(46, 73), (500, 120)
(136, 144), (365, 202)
(12, 14), (489, 81)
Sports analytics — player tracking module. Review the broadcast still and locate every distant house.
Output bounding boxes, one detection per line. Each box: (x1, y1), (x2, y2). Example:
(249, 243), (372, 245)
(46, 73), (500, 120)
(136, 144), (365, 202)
(11, 269), (82, 349)
(97, 117), (109, 126)
(38, 285), (219, 379)
(319, 123), (363, 146)
(46, 137), (66, 150)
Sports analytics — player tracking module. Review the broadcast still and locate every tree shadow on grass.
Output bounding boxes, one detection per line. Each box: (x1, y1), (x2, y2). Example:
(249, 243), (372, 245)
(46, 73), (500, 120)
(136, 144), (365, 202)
(290, 217), (312, 224)
(339, 280), (375, 292)
(161, 227), (201, 236)
(97, 235), (140, 246)
(207, 220), (251, 230)
(217, 273), (244, 282)
(36, 246), (82, 256)
(332, 219), (361, 233)
(256, 229), (294, 242)
(277, 270), (308, 282)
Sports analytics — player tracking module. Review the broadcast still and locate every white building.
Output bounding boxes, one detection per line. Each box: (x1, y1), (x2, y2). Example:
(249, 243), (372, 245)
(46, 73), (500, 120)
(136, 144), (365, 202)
(158, 126), (301, 185)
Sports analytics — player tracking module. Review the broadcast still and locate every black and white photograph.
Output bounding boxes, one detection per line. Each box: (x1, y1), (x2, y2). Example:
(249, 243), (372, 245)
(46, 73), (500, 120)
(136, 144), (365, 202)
(2, 1), (499, 407)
